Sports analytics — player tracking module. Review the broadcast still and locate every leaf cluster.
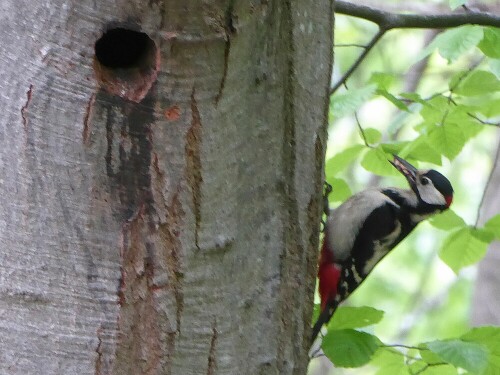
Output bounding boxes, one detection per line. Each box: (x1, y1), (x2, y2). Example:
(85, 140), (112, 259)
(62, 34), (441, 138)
(320, 13), (500, 375)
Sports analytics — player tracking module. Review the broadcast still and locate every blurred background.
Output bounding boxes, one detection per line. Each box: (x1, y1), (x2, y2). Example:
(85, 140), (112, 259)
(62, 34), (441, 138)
(310, 1), (500, 373)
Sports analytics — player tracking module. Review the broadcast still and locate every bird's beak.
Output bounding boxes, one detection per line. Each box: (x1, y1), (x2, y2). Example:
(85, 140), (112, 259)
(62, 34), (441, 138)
(390, 155), (418, 189)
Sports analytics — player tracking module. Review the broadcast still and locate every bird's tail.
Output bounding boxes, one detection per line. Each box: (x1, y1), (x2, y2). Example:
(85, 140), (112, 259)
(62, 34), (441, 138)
(311, 297), (339, 345)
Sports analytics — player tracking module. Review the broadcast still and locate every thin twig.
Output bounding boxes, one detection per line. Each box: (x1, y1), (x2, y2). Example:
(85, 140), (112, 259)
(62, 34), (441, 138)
(475, 138), (500, 226)
(382, 343), (427, 351)
(468, 113), (500, 128)
(334, 43), (368, 48)
(354, 111), (373, 148)
(330, 28), (385, 95)
(412, 362), (449, 375)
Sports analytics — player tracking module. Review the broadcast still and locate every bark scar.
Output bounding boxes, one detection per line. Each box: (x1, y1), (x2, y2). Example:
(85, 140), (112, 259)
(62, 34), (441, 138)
(94, 326), (103, 375)
(215, 2), (237, 104)
(83, 93), (96, 145)
(21, 84), (34, 131)
(206, 319), (218, 375)
(186, 88), (203, 249)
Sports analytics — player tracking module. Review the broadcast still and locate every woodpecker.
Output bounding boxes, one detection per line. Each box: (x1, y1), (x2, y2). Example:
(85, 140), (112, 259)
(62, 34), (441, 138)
(312, 155), (453, 343)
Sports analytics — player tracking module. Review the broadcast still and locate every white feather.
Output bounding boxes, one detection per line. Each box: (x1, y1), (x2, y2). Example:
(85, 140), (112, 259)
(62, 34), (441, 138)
(417, 182), (446, 206)
(325, 189), (399, 262)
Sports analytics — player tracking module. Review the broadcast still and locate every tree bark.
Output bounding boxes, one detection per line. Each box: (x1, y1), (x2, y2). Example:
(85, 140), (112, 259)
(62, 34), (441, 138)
(471, 135), (500, 326)
(0, 1), (333, 374)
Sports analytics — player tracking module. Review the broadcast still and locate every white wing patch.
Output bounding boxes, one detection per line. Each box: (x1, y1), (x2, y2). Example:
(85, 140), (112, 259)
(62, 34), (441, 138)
(325, 189), (399, 262)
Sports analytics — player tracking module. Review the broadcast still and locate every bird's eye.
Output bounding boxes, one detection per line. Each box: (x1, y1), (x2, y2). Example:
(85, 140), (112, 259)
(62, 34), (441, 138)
(421, 177), (430, 185)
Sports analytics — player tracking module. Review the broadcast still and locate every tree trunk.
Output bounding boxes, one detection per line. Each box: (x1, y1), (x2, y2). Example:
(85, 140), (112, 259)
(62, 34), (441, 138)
(0, 1), (333, 374)
(471, 135), (500, 326)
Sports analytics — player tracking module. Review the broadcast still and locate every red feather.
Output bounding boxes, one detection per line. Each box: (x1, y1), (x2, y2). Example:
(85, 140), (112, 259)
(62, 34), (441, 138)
(318, 238), (341, 310)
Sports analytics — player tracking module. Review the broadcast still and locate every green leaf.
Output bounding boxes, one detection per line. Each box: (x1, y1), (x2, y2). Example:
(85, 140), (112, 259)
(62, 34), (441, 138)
(478, 28), (500, 59)
(325, 145), (365, 177)
(418, 96), (448, 127)
(463, 327), (500, 375)
(436, 26), (483, 62)
(411, 359), (458, 375)
(363, 128), (382, 145)
(488, 58), (500, 80)
(361, 147), (398, 176)
(473, 227), (495, 243)
(429, 210), (466, 230)
(417, 26), (483, 62)
(329, 177), (352, 202)
(331, 85), (377, 119)
(426, 339), (489, 374)
(427, 123), (466, 161)
(484, 214), (500, 240)
(370, 72), (395, 90)
(462, 326), (500, 348)
(399, 136), (443, 165)
(454, 70), (500, 96)
(329, 306), (384, 329)
(400, 92), (430, 106)
(311, 304), (320, 325)
(439, 227), (489, 273)
(420, 344), (448, 365)
(322, 329), (381, 368)
(371, 347), (409, 375)
(378, 89), (410, 111)
(380, 141), (411, 157)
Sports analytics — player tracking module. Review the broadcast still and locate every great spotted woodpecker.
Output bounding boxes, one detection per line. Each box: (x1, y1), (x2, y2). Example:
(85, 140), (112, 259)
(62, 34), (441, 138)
(312, 155), (454, 343)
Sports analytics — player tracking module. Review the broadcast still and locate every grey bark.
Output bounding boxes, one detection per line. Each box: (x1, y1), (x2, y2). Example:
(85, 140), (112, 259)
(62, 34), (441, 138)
(471, 135), (500, 326)
(0, 1), (333, 374)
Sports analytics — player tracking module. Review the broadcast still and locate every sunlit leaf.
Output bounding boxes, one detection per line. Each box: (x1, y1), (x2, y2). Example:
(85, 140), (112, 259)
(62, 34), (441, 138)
(417, 26), (483, 62)
(419, 96), (448, 127)
(377, 89), (409, 111)
(426, 339), (488, 374)
(399, 136), (443, 165)
(371, 347), (409, 375)
(400, 92), (429, 106)
(478, 28), (500, 59)
(488, 58), (500, 80)
(331, 85), (377, 119)
(439, 227), (489, 273)
(462, 327), (500, 375)
(361, 147), (398, 176)
(420, 344), (447, 365)
(329, 177), (352, 202)
(380, 142), (411, 157)
(322, 329), (381, 368)
(412, 355), (458, 375)
(325, 145), (365, 176)
(370, 72), (395, 90)
(484, 214), (500, 240)
(454, 70), (500, 96)
(429, 209), (466, 230)
(329, 306), (384, 329)
(363, 127), (382, 145)
(427, 123), (466, 161)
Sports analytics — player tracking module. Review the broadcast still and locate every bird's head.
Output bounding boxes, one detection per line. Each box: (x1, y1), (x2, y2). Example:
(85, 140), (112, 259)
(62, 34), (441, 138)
(391, 155), (454, 209)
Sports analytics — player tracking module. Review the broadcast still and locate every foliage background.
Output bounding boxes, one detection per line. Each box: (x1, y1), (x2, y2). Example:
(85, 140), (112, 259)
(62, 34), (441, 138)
(310, 1), (500, 374)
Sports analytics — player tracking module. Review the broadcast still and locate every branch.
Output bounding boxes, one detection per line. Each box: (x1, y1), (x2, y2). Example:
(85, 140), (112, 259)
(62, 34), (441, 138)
(330, 1), (500, 94)
(335, 1), (500, 30)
